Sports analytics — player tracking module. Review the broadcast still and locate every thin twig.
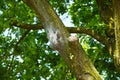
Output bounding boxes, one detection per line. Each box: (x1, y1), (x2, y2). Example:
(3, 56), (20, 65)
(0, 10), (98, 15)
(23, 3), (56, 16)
(7, 29), (31, 71)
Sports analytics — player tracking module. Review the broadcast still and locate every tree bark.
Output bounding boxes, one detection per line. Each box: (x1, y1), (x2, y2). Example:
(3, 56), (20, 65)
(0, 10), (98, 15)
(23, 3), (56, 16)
(22, 0), (102, 79)
(96, 0), (120, 74)
(96, 0), (115, 56)
(113, 0), (120, 72)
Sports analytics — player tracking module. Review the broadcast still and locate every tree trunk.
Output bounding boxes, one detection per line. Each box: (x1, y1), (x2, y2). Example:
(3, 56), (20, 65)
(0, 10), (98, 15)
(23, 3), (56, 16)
(96, 0), (120, 73)
(22, 0), (102, 79)
(113, 0), (120, 72)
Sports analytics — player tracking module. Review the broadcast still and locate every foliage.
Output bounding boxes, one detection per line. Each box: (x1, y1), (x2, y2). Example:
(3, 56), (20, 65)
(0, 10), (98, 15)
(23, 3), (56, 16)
(0, 0), (120, 80)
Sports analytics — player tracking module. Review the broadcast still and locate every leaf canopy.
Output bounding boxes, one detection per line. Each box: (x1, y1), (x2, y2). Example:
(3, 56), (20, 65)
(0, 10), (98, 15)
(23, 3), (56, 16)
(0, 0), (120, 80)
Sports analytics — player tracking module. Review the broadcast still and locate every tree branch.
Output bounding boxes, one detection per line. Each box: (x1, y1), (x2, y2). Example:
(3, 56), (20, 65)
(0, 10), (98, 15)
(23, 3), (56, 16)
(22, 0), (102, 79)
(67, 27), (108, 46)
(7, 29), (30, 71)
(10, 21), (43, 30)
(11, 21), (108, 47)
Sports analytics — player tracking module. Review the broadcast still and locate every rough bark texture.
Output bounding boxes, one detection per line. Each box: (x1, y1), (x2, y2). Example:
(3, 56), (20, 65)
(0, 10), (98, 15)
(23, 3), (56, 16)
(113, 0), (120, 72)
(22, 0), (102, 79)
(96, 0), (120, 73)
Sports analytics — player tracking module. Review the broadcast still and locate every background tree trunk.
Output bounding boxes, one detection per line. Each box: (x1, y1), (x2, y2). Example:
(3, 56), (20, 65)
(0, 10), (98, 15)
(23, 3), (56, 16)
(113, 0), (120, 72)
